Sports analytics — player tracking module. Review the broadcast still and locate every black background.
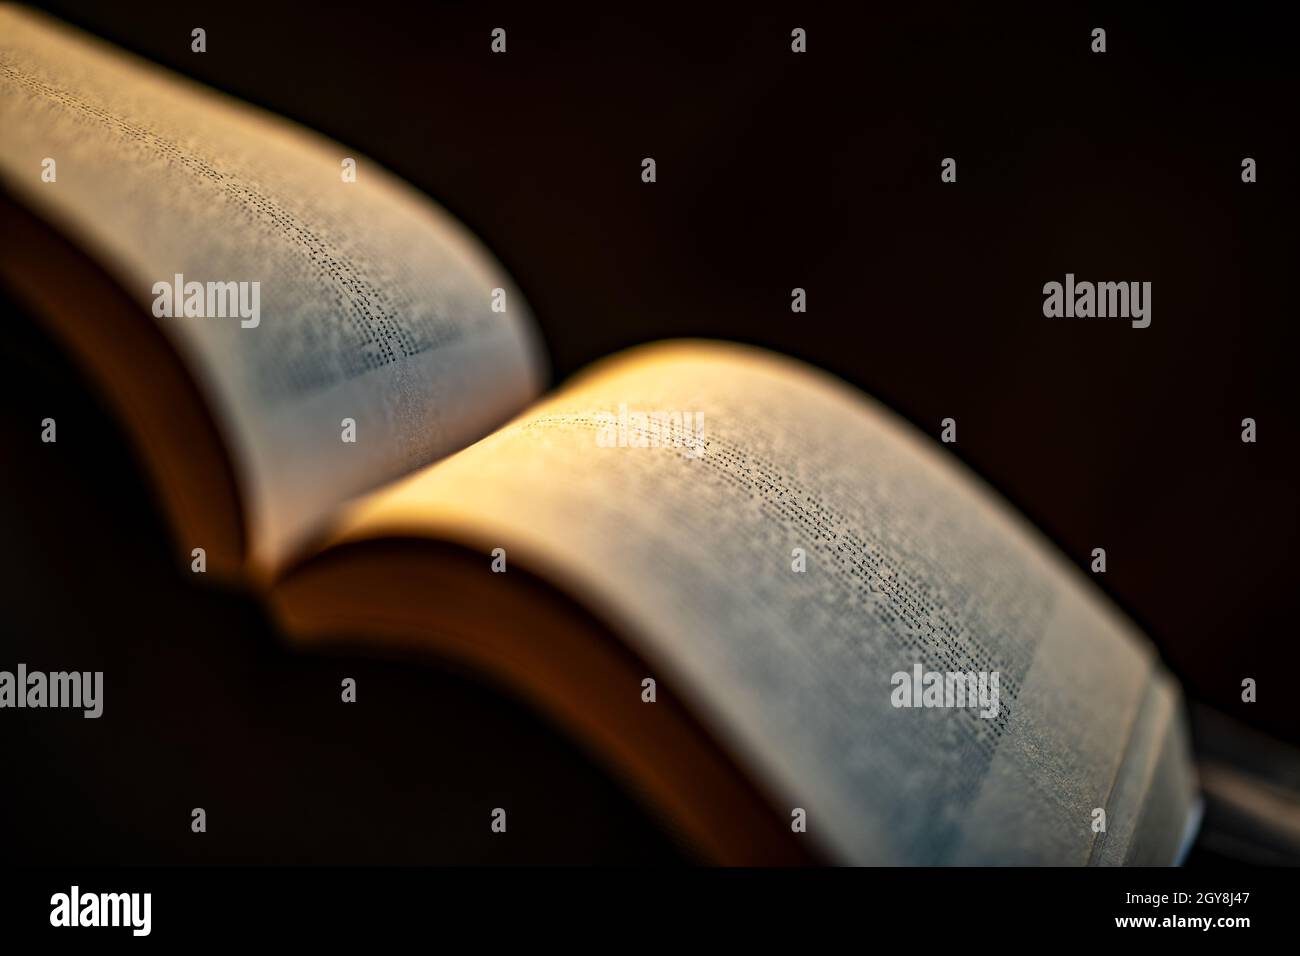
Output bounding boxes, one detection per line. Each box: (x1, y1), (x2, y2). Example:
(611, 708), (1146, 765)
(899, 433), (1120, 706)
(1, 1), (1296, 864)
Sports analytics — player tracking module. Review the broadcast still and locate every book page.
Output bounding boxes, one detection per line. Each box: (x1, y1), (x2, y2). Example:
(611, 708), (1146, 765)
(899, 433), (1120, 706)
(0, 6), (545, 569)
(324, 340), (1195, 863)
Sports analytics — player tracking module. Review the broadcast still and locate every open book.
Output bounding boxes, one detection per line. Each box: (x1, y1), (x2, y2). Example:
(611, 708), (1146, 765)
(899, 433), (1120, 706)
(0, 5), (1199, 864)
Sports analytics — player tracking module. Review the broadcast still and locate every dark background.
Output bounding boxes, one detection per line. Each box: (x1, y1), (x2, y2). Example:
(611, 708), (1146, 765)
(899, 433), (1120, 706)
(1, 1), (1295, 863)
